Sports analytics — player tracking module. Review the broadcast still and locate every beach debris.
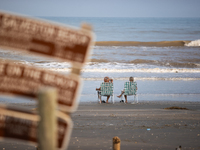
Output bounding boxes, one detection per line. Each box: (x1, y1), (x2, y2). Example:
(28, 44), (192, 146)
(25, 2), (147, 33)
(147, 128), (151, 131)
(113, 136), (120, 150)
(164, 106), (189, 110)
(165, 124), (172, 127)
(109, 114), (115, 117)
(176, 145), (182, 150)
(32, 108), (37, 111)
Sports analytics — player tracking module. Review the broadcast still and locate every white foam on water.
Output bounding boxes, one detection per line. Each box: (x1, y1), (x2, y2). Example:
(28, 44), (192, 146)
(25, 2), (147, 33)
(80, 68), (200, 73)
(49, 67), (200, 75)
(45, 62), (200, 74)
(83, 77), (200, 81)
(185, 39), (200, 47)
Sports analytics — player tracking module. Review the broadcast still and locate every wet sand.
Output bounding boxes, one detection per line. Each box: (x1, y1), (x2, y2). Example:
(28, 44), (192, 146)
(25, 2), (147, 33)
(0, 101), (200, 150)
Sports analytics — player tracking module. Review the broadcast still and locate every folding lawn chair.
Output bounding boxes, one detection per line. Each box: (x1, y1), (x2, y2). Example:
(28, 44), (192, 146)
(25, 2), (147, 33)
(121, 81), (138, 104)
(97, 82), (114, 104)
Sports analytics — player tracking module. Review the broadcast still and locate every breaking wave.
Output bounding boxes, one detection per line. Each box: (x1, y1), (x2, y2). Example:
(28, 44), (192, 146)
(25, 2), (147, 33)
(185, 39), (200, 47)
(129, 59), (157, 64)
(88, 59), (200, 68)
(130, 59), (199, 68)
(90, 59), (109, 63)
(95, 40), (191, 47)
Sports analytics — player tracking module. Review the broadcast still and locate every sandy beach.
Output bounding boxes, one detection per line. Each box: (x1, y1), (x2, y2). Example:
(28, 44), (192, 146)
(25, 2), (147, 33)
(0, 101), (200, 150)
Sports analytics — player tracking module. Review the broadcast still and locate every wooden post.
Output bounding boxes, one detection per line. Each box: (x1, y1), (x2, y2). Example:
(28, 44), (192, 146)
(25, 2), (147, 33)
(38, 87), (57, 150)
(113, 136), (120, 150)
(71, 67), (81, 75)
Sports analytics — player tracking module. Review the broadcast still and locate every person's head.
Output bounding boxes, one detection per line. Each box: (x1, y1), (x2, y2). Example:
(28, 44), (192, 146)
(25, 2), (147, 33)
(104, 76), (109, 82)
(129, 76), (134, 82)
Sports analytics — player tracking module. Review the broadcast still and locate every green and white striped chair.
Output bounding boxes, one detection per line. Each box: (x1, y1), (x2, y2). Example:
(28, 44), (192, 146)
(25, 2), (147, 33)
(98, 82), (114, 104)
(121, 81), (138, 103)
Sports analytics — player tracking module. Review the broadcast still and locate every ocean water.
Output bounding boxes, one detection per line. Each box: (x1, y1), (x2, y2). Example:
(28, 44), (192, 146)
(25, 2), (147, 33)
(41, 17), (200, 41)
(0, 17), (200, 103)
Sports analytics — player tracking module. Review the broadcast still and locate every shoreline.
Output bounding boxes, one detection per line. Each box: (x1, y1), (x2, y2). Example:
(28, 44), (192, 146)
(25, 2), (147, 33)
(1, 100), (200, 109)
(1, 98), (199, 108)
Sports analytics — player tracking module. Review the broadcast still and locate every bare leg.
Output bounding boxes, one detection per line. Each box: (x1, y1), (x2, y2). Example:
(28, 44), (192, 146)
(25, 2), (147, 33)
(96, 88), (100, 99)
(98, 92), (100, 99)
(117, 94), (122, 98)
(99, 96), (102, 103)
(124, 95), (128, 103)
(106, 96), (110, 103)
(117, 90), (124, 98)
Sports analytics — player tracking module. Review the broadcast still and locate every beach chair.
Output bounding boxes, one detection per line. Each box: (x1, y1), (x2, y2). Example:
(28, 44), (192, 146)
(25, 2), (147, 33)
(97, 82), (114, 104)
(121, 81), (138, 104)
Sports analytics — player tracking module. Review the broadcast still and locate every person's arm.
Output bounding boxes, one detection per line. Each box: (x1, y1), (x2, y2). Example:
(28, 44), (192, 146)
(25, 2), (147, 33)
(96, 87), (101, 91)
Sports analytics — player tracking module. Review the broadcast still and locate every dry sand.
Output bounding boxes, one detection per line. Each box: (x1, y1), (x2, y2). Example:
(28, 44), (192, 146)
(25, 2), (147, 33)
(0, 101), (200, 150)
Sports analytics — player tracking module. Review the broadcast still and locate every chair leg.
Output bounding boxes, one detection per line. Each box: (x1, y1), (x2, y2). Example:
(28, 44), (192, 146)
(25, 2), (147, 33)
(133, 95), (136, 103)
(97, 92), (101, 104)
(136, 95), (138, 103)
(133, 95), (138, 103)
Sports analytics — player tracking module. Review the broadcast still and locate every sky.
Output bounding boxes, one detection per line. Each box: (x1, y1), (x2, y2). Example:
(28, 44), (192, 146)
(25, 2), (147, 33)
(0, 0), (200, 17)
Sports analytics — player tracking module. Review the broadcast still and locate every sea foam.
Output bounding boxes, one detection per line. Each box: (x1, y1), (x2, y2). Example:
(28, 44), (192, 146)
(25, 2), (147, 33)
(185, 39), (200, 47)
(50, 68), (200, 73)
(83, 77), (200, 81)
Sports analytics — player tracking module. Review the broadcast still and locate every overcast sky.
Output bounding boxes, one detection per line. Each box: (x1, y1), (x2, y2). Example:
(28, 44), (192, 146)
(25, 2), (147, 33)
(0, 0), (200, 17)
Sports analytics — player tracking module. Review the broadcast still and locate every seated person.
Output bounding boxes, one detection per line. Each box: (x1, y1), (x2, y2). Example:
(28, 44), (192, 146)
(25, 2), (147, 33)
(117, 76), (137, 103)
(96, 76), (113, 103)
